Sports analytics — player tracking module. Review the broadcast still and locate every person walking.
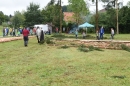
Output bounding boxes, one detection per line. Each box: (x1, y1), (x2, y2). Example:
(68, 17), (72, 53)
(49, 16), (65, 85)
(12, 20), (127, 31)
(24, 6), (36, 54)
(111, 28), (114, 40)
(22, 27), (29, 47)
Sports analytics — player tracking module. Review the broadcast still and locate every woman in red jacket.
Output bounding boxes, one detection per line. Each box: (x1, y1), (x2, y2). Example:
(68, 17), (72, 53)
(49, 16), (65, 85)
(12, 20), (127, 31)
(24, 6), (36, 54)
(22, 27), (29, 47)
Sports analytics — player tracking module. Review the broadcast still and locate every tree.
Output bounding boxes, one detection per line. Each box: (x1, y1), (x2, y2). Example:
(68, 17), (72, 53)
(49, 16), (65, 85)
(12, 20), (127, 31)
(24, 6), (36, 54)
(11, 11), (25, 28)
(41, 0), (61, 28)
(4, 15), (10, 22)
(0, 11), (5, 25)
(24, 2), (43, 27)
(89, 0), (111, 32)
(118, 6), (130, 33)
(105, 0), (122, 34)
(68, 0), (89, 25)
(127, 1), (130, 8)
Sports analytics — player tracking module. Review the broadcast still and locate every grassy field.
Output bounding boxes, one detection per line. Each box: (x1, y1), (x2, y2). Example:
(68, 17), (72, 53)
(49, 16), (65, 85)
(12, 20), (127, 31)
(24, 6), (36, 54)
(0, 37), (130, 86)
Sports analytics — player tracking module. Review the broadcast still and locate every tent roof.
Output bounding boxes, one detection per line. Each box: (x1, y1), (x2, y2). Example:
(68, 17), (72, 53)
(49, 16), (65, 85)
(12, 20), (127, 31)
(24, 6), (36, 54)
(78, 22), (94, 28)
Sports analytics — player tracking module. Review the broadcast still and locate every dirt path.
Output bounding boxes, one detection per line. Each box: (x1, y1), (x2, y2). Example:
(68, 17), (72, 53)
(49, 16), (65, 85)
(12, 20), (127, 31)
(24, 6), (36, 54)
(0, 36), (35, 43)
(1, 36), (130, 49)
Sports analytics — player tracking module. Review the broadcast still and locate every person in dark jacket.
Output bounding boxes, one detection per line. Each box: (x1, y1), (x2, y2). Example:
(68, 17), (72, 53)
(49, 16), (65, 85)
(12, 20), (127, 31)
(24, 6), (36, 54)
(22, 27), (29, 47)
(99, 26), (104, 40)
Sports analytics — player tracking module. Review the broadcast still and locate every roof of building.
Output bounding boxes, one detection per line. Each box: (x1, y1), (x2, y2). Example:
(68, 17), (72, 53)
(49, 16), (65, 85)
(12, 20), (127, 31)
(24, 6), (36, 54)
(63, 12), (75, 22)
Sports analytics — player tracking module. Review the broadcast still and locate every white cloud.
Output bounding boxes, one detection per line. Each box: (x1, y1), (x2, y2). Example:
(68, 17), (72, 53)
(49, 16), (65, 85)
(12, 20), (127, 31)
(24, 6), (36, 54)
(0, 0), (129, 15)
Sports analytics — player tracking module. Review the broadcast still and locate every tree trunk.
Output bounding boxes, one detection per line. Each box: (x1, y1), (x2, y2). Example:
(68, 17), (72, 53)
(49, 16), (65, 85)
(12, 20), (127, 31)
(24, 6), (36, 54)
(60, 0), (62, 33)
(96, 0), (98, 31)
(116, 0), (119, 34)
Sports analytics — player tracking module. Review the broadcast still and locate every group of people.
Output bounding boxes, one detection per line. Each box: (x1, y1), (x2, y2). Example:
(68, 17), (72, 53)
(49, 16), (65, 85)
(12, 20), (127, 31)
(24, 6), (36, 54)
(96, 26), (115, 40)
(74, 26), (115, 40)
(2, 27), (18, 37)
(2, 27), (37, 47)
(96, 26), (104, 40)
(2, 27), (37, 37)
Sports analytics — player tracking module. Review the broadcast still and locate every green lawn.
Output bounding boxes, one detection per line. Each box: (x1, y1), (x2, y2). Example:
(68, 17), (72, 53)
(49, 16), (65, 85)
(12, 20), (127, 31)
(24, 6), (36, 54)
(0, 37), (130, 86)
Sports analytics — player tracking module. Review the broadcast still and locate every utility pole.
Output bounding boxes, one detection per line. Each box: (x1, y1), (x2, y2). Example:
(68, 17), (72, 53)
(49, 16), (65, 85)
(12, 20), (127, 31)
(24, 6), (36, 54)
(59, 0), (62, 33)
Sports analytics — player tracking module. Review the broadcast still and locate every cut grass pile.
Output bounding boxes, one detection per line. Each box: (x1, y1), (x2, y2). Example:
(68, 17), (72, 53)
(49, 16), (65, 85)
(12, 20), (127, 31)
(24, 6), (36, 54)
(0, 37), (130, 86)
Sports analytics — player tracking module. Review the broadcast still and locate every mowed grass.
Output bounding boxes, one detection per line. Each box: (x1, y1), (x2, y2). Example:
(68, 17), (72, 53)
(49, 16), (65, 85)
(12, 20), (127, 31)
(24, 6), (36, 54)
(0, 37), (130, 86)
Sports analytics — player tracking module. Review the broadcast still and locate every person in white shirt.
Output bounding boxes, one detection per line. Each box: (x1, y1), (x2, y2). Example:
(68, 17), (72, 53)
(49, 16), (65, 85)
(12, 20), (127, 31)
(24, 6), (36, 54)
(111, 28), (114, 39)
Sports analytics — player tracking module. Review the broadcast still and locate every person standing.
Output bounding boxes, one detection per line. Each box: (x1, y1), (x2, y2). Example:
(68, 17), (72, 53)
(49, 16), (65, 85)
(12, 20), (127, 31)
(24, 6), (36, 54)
(55, 27), (58, 33)
(111, 28), (114, 39)
(2, 27), (5, 37)
(22, 27), (29, 47)
(82, 31), (86, 39)
(99, 26), (104, 40)
(96, 30), (99, 40)
(75, 29), (78, 39)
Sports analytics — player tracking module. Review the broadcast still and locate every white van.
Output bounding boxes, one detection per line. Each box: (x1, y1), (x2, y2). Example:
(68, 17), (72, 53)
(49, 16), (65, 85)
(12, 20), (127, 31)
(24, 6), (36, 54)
(34, 24), (48, 33)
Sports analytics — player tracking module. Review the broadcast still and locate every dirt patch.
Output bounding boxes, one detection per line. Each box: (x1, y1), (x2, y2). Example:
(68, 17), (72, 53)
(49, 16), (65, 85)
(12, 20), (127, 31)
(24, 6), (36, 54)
(53, 39), (130, 50)
(1, 37), (130, 50)
(0, 36), (34, 43)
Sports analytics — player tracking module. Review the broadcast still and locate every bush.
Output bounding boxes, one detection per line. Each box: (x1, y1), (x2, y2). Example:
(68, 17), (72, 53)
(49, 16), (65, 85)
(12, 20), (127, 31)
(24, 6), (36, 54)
(78, 45), (103, 52)
(45, 37), (54, 44)
(78, 44), (89, 52)
(121, 44), (130, 52)
(88, 46), (95, 51)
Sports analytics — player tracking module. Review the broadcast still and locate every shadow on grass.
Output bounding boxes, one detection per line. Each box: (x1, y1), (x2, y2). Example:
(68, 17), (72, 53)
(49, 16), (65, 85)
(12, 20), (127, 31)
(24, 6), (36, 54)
(60, 45), (69, 49)
(111, 75), (126, 79)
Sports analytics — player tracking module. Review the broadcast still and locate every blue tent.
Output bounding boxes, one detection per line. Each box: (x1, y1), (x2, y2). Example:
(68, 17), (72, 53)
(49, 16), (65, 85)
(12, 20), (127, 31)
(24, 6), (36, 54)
(78, 22), (94, 28)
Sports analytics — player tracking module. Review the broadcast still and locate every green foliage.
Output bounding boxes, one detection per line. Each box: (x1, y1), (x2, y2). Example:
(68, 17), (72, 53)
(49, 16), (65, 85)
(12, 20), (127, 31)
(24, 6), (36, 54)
(118, 6), (130, 33)
(62, 5), (72, 12)
(121, 44), (130, 52)
(78, 44), (89, 52)
(90, 6), (130, 33)
(127, 1), (130, 8)
(68, 0), (89, 24)
(78, 45), (103, 52)
(0, 11), (4, 25)
(11, 11), (25, 28)
(45, 37), (54, 44)
(88, 46), (95, 51)
(41, 0), (62, 27)
(24, 2), (43, 26)
(4, 15), (10, 22)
